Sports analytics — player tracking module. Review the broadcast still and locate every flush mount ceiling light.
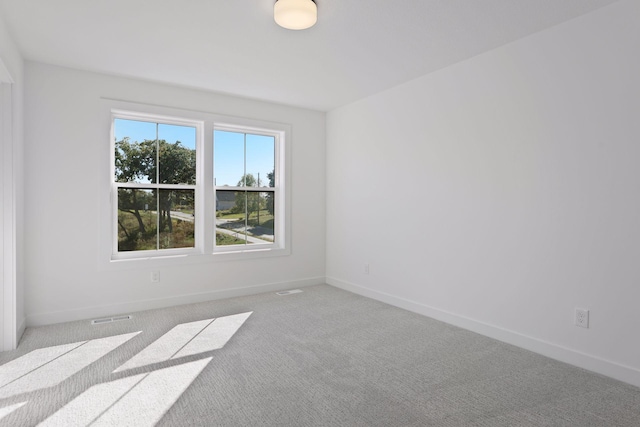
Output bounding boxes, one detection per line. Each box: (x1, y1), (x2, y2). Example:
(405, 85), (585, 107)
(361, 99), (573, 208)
(274, 0), (317, 30)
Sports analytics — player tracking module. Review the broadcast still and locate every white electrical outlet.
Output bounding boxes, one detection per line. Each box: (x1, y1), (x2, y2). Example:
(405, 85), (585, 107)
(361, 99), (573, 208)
(575, 308), (589, 328)
(364, 263), (370, 275)
(151, 271), (160, 283)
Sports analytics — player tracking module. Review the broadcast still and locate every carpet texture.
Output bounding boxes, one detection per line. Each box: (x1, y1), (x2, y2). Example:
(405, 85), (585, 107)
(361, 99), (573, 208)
(0, 285), (638, 426)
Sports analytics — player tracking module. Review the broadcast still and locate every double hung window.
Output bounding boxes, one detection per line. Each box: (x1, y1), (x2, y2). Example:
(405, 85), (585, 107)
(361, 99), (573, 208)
(214, 128), (277, 250)
(109, 106), (288, 262)
(114, 116), (199, 254)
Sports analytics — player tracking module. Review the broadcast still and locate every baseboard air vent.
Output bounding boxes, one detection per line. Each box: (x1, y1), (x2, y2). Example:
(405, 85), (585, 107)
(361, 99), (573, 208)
(91, 314), (132, 325)
(276, 289), (303, 296)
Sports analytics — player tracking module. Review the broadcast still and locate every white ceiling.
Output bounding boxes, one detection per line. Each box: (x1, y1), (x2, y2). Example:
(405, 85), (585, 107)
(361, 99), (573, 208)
(0, 0), (620, 111)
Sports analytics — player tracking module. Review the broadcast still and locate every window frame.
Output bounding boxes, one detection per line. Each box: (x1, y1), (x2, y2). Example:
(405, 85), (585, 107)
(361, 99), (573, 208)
(111, 111), (204, 260)
(212, 124), (283, 254)
(101, 100), (291, 268)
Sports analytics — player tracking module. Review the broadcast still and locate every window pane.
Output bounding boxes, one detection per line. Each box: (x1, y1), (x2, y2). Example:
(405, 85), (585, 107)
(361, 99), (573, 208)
(158, 190), (195, 249)
(246, 134), (275, 188)
(214, 191), (274, 247)
(158, 124), (196, 185)
(214, 130), (245, 187)
(215, 190), (247, 246)
(117, 188), (157, 251)
(114, 119), (157, 184)
(247, 192), (274, 244)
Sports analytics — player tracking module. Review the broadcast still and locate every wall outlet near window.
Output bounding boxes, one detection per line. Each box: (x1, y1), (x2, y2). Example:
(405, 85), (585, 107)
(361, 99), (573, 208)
(364, 263), (370, 275)
(575, 308), (589, 328)
(151, 271), (160, 283)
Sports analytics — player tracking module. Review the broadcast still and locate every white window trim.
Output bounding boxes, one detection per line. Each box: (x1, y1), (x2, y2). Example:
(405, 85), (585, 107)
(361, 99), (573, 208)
(98, 99), (292, 270)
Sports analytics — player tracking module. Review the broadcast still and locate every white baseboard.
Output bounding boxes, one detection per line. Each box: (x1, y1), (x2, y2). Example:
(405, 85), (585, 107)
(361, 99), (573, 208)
(27, 276), (325, 327)
(327, 276), (640, 389)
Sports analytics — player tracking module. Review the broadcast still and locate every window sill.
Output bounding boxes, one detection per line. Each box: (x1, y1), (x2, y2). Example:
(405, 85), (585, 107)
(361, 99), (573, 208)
(101, 247), (291, 271)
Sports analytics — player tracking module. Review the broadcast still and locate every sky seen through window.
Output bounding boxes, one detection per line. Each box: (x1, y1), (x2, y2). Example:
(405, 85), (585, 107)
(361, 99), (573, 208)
(114, 119), (275, 187)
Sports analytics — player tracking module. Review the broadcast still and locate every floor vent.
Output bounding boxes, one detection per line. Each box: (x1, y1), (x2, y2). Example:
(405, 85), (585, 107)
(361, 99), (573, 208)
(91, 315), (132, 325)
(276, 289), (303, 296)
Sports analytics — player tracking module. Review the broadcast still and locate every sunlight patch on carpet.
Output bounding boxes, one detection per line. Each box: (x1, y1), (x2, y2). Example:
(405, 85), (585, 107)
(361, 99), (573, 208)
(114, 312), (252, 372)
(0, 402), (27, 421)
(38, 357), (212, 427)
(0, 332), (140, 398)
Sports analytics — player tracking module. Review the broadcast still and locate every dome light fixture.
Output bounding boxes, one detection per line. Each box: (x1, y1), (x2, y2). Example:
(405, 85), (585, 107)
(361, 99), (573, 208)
(274, 0), (317, 30)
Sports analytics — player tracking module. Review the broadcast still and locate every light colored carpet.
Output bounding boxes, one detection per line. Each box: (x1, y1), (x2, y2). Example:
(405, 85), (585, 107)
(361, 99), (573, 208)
(0, 284), (638, 426)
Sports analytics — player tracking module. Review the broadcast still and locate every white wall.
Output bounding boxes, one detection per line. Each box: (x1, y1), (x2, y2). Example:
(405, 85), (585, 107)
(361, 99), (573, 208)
(24, 62), (326, 325)
(326, 0), (640, 387)
(0, 12), (25, 347)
